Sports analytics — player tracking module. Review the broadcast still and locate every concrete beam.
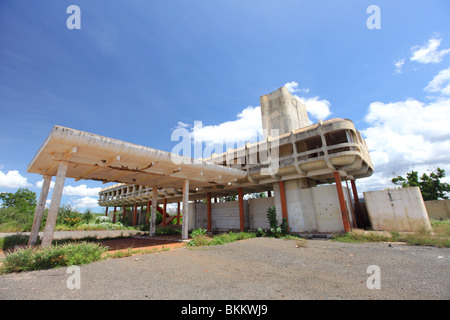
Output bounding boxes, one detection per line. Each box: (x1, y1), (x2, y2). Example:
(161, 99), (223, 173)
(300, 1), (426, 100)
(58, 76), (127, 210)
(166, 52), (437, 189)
(150, 188), (158, 236)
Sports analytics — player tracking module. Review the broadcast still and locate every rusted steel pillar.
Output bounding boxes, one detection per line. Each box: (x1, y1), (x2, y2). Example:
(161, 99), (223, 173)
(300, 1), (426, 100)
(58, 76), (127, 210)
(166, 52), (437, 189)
(163, 198), (167, 225)
(351, 180), (364, 228)
(334, 172), (351, 232)
(278, 181), (289, 232)
(112, 206), (117, 223)
(238, 188), (245, 232)
(207, 192), (212, 232)
(105, 206), (109, 217)
(146, 200), (150, 223)
(123, 206), (127, 222)
(177, 202), (181, 225)
(133, 203), (137, 226)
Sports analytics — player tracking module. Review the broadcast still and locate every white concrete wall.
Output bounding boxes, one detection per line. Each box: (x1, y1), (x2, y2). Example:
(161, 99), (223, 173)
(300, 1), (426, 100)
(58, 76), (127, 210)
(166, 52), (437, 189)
(364, 187), (432, 232)
(248, 197), (275, 229)
(189, 201), (249, 231)
(311, 185), (352, 233)
(187, 182), (355, 233)
(273, 180), (352, 233)
(424, 199), (450, 219)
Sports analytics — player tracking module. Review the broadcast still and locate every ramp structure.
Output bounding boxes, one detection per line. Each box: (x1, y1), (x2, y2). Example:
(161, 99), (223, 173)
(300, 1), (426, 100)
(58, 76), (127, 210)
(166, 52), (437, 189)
(27, 86), (373, 245)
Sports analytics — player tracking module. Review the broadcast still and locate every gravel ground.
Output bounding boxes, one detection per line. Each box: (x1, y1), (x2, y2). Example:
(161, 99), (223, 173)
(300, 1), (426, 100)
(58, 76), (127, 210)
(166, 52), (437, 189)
(0, 237), (449, 300)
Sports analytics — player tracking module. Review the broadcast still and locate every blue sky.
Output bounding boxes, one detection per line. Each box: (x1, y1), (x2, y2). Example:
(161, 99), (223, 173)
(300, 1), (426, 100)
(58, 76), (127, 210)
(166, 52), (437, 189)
(1, 0), (450, 212)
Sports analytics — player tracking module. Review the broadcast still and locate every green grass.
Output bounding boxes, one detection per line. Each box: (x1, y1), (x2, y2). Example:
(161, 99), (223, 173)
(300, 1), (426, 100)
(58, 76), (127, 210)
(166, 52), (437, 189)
(332, 219), (450, 247)
(187, 231), (258, 247)
(0, 241), (108, 274)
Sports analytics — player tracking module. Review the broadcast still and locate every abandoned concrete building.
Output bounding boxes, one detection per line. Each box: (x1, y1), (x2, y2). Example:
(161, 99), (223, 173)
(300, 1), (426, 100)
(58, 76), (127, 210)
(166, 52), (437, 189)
(26, 86), (432, 247)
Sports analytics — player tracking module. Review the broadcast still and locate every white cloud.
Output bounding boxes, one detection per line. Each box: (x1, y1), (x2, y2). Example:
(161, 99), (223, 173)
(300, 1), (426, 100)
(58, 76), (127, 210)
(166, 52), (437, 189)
(394, 58), (405, 74)
(425, 66), (450, 96)
(71, 196), (99, 208)
(294, 96), (332, 121)
(0, 169), (31, 188)
(359, 97), (450, 193)
(284, 81), (310, 94)
(283, 81), (331, 121)
(410, 37), (450, 64)
(36, 179), (55, 189)
(188, 106), (263, 147)
(63, 184), (102, 197)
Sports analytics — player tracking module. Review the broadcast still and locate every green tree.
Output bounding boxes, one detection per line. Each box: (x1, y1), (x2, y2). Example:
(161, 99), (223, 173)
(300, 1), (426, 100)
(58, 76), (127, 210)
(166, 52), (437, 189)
(0, 188), (37, 211)
(392, 168), (450, 201)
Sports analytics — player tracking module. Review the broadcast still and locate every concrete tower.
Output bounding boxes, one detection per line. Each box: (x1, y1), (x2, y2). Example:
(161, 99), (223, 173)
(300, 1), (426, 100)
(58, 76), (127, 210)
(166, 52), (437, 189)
(260, 86), (309, 137)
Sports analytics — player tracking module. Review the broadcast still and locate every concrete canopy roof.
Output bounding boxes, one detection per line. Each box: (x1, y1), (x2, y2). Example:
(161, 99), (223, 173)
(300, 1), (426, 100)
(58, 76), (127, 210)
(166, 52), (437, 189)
(27, 125), (248, 191)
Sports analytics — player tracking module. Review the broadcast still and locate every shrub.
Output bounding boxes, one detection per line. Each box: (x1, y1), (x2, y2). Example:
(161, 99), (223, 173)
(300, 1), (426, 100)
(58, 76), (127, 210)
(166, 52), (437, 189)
(64, 217), (80, 227)
(190, 227), (206, 238)
(267, 205), (278, 231)
(0, 242), (107, 274)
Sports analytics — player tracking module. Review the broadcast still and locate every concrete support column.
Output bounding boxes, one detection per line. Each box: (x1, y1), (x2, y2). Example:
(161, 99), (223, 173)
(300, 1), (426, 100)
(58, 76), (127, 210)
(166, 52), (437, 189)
(41, 161), (68, 247)
(150, 188), (158, 236)
(238, 187), (245, 232)
(28, 175), (52, 246)
(334, 172), (351, 233)
(207, 192), (212, 232)
(182, 179), (189, 240)
(278, 181), (289, 232)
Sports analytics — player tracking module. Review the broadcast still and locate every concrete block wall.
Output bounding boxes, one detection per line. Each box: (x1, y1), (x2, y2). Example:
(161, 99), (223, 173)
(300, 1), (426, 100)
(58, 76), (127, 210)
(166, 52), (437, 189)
(364, 187), (432, 232)
(189, 201), (250, 231)
(248, 197), (275, 229)
(273, 181), (352, 233)
(424, 199), (450, 219)
(187, 183), (353, 233)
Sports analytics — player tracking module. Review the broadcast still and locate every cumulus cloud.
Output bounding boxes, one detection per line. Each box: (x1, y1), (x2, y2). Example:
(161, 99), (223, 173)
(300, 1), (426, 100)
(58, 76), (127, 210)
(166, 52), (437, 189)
(0, 169), (31, 188)
(284, 81), (332, 121)
(180, 106), (263, 148)
(425, 66), (450, 96)
(63, 184), (102, 197)
(359, 97), (450, 193)
(71, 196), (99, 208)
(294, 96), (332, 121)
(36, 179), (55, 189)
(284, 81), (310, 94)
(410, 37), (450, 64)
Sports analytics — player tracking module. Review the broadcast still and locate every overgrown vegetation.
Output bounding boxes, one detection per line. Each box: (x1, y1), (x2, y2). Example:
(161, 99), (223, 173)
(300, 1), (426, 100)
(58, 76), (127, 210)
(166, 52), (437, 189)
(332, 219), (450, 247)
(0, 242), (107, 273)
(187, 228), (258, 247)
(266, 205), (288, 237)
